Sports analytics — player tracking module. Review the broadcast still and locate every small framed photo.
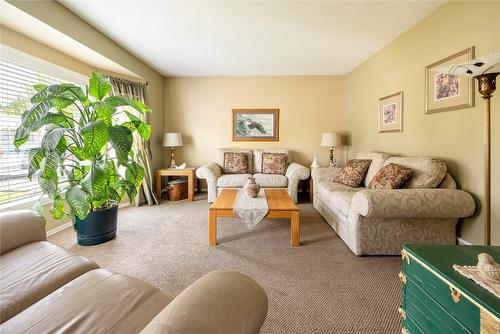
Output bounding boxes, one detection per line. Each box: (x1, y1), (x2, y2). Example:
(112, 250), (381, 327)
(425, 47), (474, 114)
(232, 109), (279, 141)
(378, 91), (403, 133)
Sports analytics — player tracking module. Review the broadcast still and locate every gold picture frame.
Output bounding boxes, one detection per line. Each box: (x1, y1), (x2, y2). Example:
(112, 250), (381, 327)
(378, 91), (403, 133)
(232, 109), (279, 142)
(425, 47), (475, 114)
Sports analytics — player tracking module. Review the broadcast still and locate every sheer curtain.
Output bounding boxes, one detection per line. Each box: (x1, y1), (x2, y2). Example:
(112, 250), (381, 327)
(107, 76), (158, 206)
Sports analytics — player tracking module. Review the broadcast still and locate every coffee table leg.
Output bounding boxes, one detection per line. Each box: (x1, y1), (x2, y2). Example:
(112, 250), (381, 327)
(208, 209), (217, 246)
(291, 211), (300, 247)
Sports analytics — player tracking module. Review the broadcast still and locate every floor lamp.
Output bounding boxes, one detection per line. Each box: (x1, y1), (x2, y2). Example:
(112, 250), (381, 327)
(436, 50), (500, 246)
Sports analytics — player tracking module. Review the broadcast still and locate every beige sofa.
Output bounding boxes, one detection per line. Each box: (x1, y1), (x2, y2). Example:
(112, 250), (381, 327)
(196, 148), (310, 203)
(312, 152), (476, 256)
(0, 210), (268, 333)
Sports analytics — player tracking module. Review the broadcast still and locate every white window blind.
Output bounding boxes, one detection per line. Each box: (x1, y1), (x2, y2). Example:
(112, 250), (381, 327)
(0, 46), (87, 209)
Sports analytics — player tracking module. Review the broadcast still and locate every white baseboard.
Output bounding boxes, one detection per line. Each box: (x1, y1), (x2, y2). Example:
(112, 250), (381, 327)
(458, 237), (472, 245)
(46, 202), (131, 237)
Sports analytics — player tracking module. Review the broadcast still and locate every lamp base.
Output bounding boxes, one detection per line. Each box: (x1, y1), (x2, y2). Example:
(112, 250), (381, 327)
(328, 147), (340, 167)
(169, 147), (177, 168)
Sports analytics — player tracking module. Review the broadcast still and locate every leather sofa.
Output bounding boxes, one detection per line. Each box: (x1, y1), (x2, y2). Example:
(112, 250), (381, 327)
(311, 152), (476, 256)
(0, 210), (268, 333)
(196, 148), (310, 203)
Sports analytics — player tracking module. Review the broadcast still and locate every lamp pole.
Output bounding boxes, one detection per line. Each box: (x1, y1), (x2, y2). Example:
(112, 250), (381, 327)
(475, 72), (498, 246)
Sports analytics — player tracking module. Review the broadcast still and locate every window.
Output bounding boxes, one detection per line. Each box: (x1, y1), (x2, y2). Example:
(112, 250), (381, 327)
(0, 45), (87, 209)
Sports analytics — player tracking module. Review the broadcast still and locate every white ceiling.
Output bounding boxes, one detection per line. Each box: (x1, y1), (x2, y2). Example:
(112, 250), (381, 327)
(58, 1), (443, 76)
(0, 0), (140, 79)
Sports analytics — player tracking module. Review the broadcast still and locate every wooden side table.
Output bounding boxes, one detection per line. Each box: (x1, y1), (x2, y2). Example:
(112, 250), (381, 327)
(156, 167), (198, 201)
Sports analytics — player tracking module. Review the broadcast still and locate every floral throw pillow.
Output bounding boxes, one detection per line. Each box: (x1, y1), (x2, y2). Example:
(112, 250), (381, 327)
(223, 152), (248, 174)
(262, 153), (287, 175)
(368, 163), (414, 190)
(334, 159), (372, 187)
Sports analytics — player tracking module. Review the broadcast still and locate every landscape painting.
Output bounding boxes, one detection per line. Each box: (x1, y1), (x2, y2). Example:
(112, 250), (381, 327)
(233, 109), (279, 141)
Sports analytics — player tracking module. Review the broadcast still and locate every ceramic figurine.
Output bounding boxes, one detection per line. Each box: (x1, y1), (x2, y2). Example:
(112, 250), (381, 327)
(477, 253), (500, 282)
(311, 157), (320, 169)
(243, 177), (260, 198)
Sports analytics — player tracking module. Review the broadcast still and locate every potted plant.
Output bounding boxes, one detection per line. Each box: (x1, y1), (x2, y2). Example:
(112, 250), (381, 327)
(14, 73), (151, 245)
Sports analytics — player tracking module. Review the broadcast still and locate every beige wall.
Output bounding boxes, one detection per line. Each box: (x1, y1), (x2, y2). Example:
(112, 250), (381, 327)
(345, 1), (500, 245)
(165, 76), (345, 168)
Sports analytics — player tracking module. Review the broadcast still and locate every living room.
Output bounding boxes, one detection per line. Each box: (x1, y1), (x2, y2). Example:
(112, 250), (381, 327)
(0, 1), (499, 333)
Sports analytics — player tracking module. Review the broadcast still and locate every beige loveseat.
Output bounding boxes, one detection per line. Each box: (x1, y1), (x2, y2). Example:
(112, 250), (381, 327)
(312, 152), (476, 256)
(196, 148), (310, 203)
(0, 210), (268, 333)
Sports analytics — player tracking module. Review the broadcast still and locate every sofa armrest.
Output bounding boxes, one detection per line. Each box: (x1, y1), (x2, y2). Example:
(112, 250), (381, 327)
(140, 271), (268, 334)
(196, 162), (222, 203)
(350, 189), (476, 219)
(285, 162), (310, 181)
(312, 167), (342, 183)
(0, 210), (46, 254)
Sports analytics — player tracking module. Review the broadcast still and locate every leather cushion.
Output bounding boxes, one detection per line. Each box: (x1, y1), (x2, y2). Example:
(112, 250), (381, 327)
(0, 241), (99, 323)
(1, 269), (172, 334)
(253, 173), (288, 187)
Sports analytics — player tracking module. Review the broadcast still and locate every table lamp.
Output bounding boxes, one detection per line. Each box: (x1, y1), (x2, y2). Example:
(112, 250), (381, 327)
(320, 132), (341, 167)
(163, 133), (183, 168)
(435, 50), (500, 246)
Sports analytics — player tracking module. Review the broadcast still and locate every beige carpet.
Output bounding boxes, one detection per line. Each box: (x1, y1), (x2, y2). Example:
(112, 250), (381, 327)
(49, 194), (403, 333)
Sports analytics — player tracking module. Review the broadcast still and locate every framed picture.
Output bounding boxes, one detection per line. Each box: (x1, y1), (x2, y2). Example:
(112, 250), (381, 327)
(232, 109), (279, 141)
(378, 91), (403, 133)
(425, 47), (474, 114)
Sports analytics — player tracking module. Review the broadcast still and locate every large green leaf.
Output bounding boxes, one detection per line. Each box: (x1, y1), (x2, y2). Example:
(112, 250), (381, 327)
(38, 174), (58, 199)
(81, 120), (109, 157)
(40, 151), (61, 179)
(14, 100), (54, 148)
(95, 102), (116, 126)
(13, 125), (31, 149)
(109, 125), (132, 163)
(125, 161), (144, 188)
(65, 186), (91, 220)
(28, 148), (44, 179)
(104, 96), (151, 113)
(41, 127), (66, 153)
(49, 195), (65, 219)
(81, 164), (108, 200)
(105, 160), (119, 187)
(124, 111), (151, 140)
(89, 73), (111, 101)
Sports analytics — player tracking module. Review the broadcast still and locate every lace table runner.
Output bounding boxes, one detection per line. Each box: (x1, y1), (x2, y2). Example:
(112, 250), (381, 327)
(233, 189), (269, 230)
(453, 264), (500, 298)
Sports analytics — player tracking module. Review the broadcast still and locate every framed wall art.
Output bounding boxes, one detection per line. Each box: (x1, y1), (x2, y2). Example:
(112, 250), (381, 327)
(425, 47), (475, 114)
(232, 109), (279, 141)
(378, 91), (403, 133)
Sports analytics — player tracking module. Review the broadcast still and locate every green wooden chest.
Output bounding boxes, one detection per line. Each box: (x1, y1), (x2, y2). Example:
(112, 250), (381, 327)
(400, 245), (500, 334)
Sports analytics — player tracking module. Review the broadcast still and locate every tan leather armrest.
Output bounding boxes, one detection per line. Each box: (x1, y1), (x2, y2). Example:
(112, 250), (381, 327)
(140, 271), (268, 334)
(0, 210), (46, 254)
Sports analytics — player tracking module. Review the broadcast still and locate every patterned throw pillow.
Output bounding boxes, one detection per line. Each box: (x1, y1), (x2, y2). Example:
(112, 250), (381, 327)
(223, 152), (248, 174)
(334, 159), (372, 187)
(262, 153), (287, 175)
(368, 163), (414, 190)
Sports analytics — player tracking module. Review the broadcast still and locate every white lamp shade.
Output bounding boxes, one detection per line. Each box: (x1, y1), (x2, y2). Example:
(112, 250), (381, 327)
(321, 132), (341, 147)
(163, 133), (183, 147)
(434, 50), (500, 77)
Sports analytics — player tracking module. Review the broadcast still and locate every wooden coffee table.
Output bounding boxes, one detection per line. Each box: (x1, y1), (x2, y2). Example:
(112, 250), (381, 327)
(208, 188), (300, 247)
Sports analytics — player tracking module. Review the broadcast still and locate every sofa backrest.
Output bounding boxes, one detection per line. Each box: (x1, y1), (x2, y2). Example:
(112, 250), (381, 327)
(215, 148), (254, 174)
(356, 152), (391, 187)
(253, 149), (291, 173)
(438, 173), (457, 189)
(384, 157), (447, 189)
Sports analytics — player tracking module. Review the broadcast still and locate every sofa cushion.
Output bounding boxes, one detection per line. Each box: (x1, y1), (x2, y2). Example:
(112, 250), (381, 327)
(216, 148), (253, 174)
(384, 157), (447, 188)
(368, 163), (414, 190)
(223, 152), (249, 174)
(1, 269), (171, 334)
(217, 174), (252, 188)
(356, 152), (392, 187)
(253, 173), (288, 187)
(261, 153), (287, 175)
(334, 159), (372, 187)
(316, 181), (360, 216)
(253, 149), (291, 173)
(0, 241), (99, 323)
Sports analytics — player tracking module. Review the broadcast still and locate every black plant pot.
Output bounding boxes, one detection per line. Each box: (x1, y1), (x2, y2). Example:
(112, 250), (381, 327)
(74, 204), (118, 246)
